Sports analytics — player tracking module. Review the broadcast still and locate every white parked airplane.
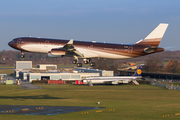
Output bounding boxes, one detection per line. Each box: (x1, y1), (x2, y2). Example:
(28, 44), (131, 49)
(8, 23), (168, 67)
(82, 65), (143, 85)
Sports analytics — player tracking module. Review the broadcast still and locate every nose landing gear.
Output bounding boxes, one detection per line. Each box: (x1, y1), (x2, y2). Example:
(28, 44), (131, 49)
(21, 51), (25, 58)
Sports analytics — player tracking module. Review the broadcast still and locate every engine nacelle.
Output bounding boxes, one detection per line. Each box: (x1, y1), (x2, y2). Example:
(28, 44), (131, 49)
(48, 48), (66, 58)
(48, 53), (64, 58)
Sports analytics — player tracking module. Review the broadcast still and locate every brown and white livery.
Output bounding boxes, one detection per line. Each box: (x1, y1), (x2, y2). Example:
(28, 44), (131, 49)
(8, 23), (168, 67)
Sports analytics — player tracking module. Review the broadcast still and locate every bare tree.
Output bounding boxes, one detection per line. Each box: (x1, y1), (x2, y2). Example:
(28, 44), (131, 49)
(164, 60), (180, 73)
(143, 57), (162, 72)
(93, 58), (109, 70)
(93, 59), (120, 74)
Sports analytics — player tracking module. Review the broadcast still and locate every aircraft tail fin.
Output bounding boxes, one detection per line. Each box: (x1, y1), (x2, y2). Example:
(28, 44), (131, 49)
(135, 23), (168, 47)
(133, 65), (143, 77)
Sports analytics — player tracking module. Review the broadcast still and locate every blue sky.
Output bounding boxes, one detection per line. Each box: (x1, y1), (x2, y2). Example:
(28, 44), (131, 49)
(1, 0), (180, 51)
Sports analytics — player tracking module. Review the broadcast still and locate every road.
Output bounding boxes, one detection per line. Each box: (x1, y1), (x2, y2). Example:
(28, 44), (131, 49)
(0, 68), (14, 70)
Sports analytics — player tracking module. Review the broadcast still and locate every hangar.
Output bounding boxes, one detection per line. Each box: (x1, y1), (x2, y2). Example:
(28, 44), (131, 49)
(24, 72), (99, 83)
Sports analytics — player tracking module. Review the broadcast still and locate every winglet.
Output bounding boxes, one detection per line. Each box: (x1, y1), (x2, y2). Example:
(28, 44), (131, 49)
(67, 39), (73, 45)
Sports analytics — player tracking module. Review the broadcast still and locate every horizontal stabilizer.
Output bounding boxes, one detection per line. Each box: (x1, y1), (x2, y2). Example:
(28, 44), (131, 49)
(144, 46), (157, 53)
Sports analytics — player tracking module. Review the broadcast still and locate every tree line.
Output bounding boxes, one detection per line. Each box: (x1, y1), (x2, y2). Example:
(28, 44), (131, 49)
(143, 57), (180, 74)
(1, 50), (180, 74)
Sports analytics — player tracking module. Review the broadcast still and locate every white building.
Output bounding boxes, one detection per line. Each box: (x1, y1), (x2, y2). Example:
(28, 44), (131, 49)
(27, 72), (99, 82)
(75, 67), (114, 76)
(14, 61), (103, 83)
(37, 64), (57, 70)
(15, 61), (32, 69)
(15, 61), (32, 78)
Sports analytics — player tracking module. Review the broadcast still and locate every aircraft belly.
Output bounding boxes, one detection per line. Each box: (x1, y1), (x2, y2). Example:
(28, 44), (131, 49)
(77, 48), (132, 59)
(97, 51), (132, 59)
(76, 48), (99, 58)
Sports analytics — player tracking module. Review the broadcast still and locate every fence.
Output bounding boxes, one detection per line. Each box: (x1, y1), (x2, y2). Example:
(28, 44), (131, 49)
(150, 82), (180, 90)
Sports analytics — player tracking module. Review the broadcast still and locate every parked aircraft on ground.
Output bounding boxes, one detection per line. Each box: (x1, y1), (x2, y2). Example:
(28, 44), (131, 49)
(82, 65), (143, 85)
(8, 23), (168, 67)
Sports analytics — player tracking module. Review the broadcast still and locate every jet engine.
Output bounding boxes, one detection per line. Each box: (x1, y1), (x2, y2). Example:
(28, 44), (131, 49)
(48, 48), (66, 57)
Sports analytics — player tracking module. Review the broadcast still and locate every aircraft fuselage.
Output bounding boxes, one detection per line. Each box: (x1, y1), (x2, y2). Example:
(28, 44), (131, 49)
(8, 37), (164, 59)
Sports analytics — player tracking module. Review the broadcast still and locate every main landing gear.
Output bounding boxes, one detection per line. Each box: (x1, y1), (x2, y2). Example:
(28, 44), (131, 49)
(72, 59), (82, 67)
(72, 58), (95, 67)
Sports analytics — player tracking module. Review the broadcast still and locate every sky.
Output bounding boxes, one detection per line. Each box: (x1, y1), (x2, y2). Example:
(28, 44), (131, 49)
(0, 0), (180, 51)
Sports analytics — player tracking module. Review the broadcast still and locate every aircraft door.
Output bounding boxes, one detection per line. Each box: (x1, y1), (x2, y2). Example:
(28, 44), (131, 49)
(44, 40), (49, 47)
(124, 46), (133, 53)
(17, 39), (22, 45)
(128, 46), (133, 53)
(89, 45), (93, 48)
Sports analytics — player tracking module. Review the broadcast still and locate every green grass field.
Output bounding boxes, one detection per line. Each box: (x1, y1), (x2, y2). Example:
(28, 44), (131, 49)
(0, 69), (14, 75)
(0, 66), (14, 68)
(0, 84), (180, 120)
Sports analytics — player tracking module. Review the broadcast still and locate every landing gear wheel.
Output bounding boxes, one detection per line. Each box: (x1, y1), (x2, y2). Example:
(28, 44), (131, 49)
(20, 51), (25, 58)
(83, 58), (91, 64)
(21, 54), (25, 58)
(83, 61), (89, 64)
(72, 60), (77, 64)
(90, 62), (95, 67)
(77, 63), (82, 67)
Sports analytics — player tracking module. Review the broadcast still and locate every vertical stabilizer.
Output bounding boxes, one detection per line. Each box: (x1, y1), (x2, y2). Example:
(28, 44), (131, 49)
(133, 65), (143, 77)
(135, 23), (168, 47)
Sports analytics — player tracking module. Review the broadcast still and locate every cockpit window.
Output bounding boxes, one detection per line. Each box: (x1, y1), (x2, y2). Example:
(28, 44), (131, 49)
(11, 40), (15, 42)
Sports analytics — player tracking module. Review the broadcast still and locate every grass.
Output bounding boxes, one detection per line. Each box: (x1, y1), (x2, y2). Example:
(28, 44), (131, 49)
(0, 69), (14, 75)
(57, 64), (89, 68)
(0, 66), (14, 68)
(0, 84), (180, 120)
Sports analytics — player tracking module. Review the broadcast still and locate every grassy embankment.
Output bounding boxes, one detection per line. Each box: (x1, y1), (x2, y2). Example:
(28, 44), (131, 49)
(0, 69), (14, 75)
(0, 84), (180, 120)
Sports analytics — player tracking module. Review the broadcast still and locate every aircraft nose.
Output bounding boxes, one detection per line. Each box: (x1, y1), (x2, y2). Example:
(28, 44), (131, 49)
(8, 41), (13, 47)
(8, 39), (16, 48)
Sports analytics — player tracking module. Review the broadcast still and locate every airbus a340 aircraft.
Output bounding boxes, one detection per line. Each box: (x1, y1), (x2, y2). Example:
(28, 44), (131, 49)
(8, 23), (168, 67)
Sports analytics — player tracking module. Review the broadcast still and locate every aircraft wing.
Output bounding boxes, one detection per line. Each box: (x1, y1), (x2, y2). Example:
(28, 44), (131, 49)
(63, 39), (84, 57)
